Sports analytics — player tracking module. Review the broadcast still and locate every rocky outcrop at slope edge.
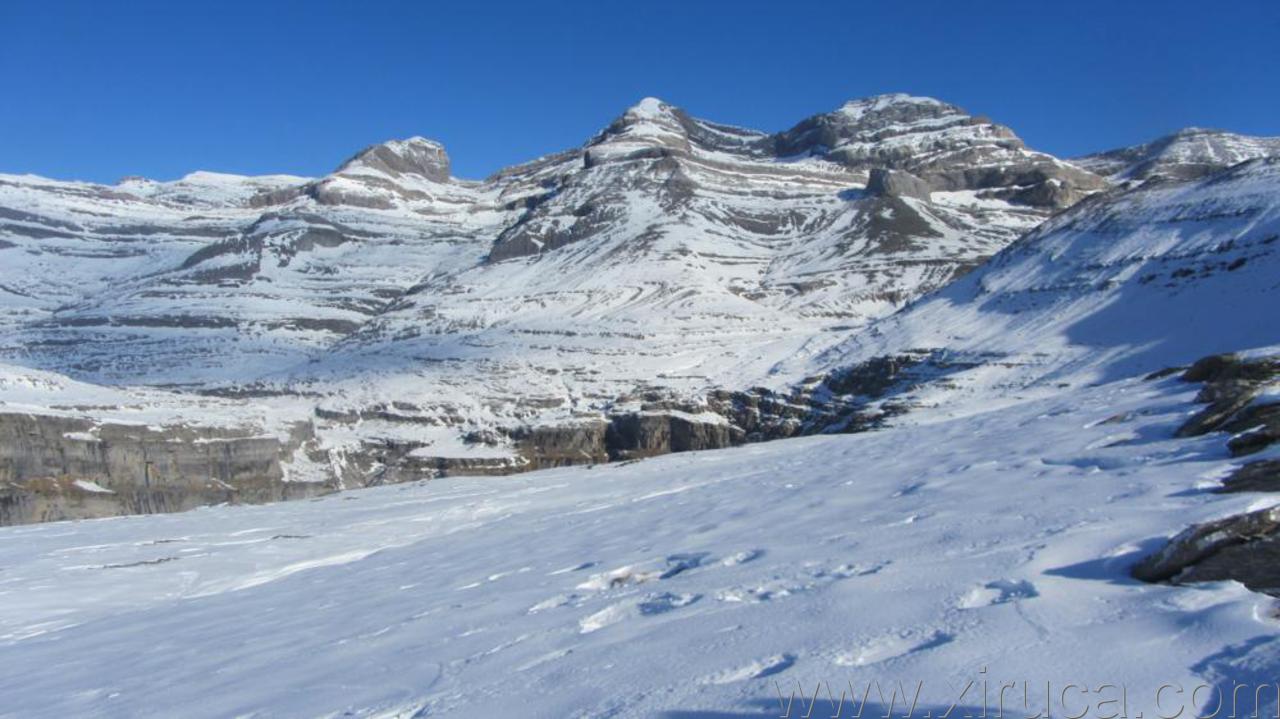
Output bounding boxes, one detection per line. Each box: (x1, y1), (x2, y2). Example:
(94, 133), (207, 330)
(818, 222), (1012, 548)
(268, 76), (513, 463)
(1132, 503), (1280, 594)
(0, 347), (969, 525)
(0, 414), (329, 525)
(1132, 353), (1280, 595)
(328, 348), (984, 481)
(1172, 353), (1280, 453)
(1217, 460), (1280, 493)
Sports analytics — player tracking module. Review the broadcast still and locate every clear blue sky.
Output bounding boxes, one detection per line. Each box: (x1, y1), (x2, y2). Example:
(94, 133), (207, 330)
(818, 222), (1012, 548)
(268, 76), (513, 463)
(2, 0), (1277, 184)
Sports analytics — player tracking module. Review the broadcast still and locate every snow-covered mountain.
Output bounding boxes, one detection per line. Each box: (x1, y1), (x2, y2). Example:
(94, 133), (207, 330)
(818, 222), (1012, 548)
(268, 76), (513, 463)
(3, 96), (1280, 718)
(1, 95), (1096, 392)
(0, 95), (1117, 513)
(1, 96), (1277, 523)
(1075, 127), (1280, 182)
(784, 156), (1280, 425)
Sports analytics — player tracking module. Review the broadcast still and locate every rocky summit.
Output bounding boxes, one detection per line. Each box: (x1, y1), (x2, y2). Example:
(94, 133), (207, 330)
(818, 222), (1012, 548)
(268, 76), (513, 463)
(1, 94), (1278, 524)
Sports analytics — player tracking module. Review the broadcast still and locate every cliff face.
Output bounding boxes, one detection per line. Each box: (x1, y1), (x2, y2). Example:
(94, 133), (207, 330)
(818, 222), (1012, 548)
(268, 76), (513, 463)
(0, 413), (329, 525)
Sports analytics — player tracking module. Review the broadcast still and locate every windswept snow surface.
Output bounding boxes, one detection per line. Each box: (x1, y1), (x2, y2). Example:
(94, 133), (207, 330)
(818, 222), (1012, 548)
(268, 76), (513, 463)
(1, 374), (1278, 717)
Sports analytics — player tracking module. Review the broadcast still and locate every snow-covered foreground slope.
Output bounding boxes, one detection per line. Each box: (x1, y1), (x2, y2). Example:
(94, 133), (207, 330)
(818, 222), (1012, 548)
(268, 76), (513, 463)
(2, 373), (1278, 717)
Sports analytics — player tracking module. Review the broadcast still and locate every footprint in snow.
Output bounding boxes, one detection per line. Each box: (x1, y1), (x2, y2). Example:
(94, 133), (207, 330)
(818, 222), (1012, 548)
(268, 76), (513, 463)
(720, 549), (764, 566)
(834, 630), (952, 667)
(578, 592), (701, 633)
(528, 593), (580, 614)
(715, 579), (802, 604)
(958, 579), (1039, 609)
(714, 561), (887, 603)
(699, 654), (796, 684)
(892, 482), (926, 498)
(576, 552), (711, 591)
(548, 561), (596, 576)
(826, 560), (888, 578)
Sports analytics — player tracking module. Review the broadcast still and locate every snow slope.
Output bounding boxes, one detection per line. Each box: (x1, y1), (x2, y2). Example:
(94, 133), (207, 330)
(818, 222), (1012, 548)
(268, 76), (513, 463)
(1, 372), (1277, 717)
(787, 157), (1280, 422)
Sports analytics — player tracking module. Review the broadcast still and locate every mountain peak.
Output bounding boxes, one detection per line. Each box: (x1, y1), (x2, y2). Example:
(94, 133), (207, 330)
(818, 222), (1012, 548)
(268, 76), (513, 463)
(612, 96), (686, 131)
(336, 136), (451, 182)
(625, 96), (674, 119)
(583, 97), (694, 166)
(836, 93), (950, 118)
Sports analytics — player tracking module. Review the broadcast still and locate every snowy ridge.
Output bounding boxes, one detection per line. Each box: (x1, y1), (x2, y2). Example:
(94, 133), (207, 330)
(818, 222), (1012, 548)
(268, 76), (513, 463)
(117, 171), (310, 207)
(1076, 127), (1280, 182)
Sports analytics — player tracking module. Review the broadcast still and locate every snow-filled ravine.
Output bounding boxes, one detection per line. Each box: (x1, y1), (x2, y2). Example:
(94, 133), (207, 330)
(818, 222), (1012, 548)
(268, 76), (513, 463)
(1, 374), (1277, 718)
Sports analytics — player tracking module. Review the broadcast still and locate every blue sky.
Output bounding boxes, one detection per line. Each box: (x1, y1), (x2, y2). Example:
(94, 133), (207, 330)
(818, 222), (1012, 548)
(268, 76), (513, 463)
(2, 0), (1277, 183)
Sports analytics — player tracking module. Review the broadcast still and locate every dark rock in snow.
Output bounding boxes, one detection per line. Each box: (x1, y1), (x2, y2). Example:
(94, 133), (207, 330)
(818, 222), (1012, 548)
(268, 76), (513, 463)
(1174, 354), (1280, 438)
(1225, 403), (1280, 457)
(1133, 505), (1280, 596)
(1218, 459), (1280, 493)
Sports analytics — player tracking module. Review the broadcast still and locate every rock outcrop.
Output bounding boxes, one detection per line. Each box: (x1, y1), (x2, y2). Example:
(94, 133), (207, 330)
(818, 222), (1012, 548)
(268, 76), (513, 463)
(1133, 350), (1280, 596)
(866, 168), (931, 201)
(0, 413), (328, 525)
(1172, 353), (1280, 457)
(1218, 459), (1280, 493)
(1132, 505), (1280, 595)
